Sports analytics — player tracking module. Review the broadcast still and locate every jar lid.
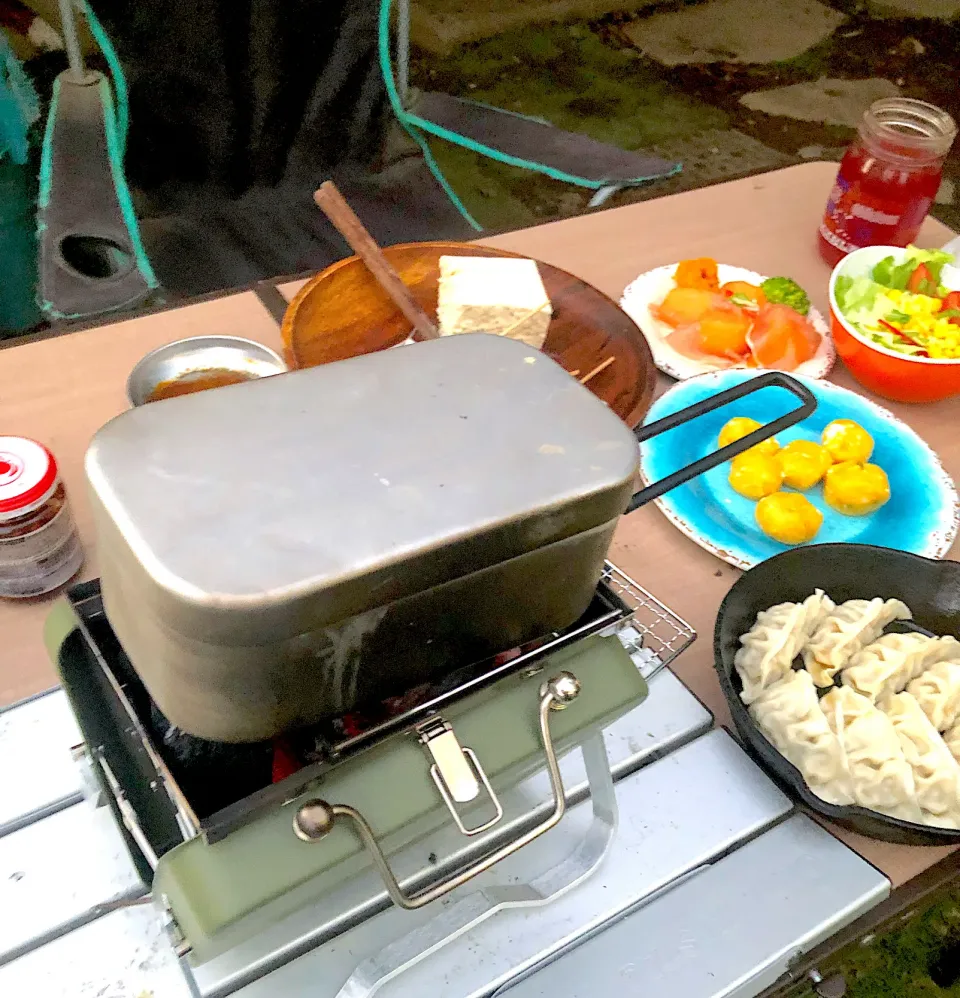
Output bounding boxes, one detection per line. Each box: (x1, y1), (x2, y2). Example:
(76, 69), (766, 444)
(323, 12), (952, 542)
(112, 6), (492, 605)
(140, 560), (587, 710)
(0, 437), (59, 515)
(861, 97), (957, 163)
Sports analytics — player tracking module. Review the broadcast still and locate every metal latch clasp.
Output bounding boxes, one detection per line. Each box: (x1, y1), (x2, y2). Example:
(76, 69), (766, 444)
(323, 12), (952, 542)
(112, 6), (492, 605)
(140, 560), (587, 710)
(416, 716), (503, 836)
(291, 670), (582, 910)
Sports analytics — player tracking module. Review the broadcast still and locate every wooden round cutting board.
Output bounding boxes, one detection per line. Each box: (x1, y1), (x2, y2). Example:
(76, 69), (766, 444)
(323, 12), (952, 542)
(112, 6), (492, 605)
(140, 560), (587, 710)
(282, 241), (657, 428)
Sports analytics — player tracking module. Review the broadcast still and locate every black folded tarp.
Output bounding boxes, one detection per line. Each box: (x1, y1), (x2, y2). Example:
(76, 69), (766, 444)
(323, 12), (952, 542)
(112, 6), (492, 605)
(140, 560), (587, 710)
(78, 0), (477, 294)
(91, 0), (389, 196)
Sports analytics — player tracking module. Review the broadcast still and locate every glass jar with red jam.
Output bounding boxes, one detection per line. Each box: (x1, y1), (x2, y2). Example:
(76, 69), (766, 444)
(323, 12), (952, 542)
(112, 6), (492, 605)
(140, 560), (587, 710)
(0, 437), (83, 598)
(818, 98), (957, 267)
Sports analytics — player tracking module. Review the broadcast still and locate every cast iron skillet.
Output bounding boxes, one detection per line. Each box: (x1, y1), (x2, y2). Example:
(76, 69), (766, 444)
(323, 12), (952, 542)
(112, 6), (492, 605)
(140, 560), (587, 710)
(715, 543), (960, 845)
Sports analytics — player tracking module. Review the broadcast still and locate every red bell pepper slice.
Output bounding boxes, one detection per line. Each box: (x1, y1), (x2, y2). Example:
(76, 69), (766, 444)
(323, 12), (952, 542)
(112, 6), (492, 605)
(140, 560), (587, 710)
(878, 318), (929, 355)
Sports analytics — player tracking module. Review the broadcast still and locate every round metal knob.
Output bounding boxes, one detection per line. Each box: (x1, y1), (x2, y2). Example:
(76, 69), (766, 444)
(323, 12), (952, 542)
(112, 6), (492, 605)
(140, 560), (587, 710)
(293, 799), (337, 841)
(542, 671), (582, 710)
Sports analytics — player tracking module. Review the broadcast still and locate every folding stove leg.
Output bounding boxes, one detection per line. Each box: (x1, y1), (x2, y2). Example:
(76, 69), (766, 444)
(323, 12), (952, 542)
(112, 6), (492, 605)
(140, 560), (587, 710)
(333, 732), (617, 998)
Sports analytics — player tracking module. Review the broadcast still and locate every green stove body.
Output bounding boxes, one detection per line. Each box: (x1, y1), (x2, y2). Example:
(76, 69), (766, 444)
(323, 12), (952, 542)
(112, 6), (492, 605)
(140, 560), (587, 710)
(46, 572), (652, 961)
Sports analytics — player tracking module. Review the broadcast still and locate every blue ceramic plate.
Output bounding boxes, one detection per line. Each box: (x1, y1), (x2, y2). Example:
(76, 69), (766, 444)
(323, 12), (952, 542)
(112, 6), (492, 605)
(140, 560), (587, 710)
(639, 370), (959, 570)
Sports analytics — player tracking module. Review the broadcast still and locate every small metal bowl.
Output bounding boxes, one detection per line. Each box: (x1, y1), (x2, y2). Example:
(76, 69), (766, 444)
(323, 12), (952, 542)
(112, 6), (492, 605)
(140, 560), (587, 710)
(127, 336), (287, 407)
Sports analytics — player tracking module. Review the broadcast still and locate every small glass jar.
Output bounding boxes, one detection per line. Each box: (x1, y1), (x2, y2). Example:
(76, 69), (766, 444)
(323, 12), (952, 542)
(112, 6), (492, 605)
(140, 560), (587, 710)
(818, 98), (957, 267)
(0, 437), (83, 598)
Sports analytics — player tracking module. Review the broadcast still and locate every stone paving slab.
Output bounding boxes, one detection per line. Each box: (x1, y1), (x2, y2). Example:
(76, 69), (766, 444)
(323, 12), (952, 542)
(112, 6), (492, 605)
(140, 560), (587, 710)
(649, 128), (792, 189)
(936, 178), (956, 207)
(866, 0), (960, 18)
(621, 0), (845, 66)
(590, 128), (794, 213)
(410, 0), (659, 55)
(740, 77), (901, 128)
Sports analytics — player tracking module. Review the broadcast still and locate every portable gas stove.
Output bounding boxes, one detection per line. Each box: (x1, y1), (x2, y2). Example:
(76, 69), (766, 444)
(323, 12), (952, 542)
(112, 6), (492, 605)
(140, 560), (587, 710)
(43, 563), (698, 983)
(2, 563), (893, 998)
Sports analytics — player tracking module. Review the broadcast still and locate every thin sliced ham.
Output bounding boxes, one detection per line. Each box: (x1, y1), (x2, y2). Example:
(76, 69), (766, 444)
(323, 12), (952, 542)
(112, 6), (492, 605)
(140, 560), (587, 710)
(666, 323), (740, 368)
(746, 303), (820, 371)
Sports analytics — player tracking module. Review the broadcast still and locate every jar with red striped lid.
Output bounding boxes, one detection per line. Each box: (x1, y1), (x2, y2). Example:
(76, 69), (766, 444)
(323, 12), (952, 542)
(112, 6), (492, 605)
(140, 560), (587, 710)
(0, 437), (83, 597)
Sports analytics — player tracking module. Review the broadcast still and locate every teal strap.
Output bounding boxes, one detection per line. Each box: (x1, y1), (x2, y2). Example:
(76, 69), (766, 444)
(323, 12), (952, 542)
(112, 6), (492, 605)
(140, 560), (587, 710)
(80, 0), (154, 286)
(0, 33), (39, 165)
(97, 72), (158, 288)
(378, 0), (681, 230)
(79, 0), (129, 156)
(36, 75), (60, 213)
(378, 0), (481, 231)
(37, 0), (158, 317)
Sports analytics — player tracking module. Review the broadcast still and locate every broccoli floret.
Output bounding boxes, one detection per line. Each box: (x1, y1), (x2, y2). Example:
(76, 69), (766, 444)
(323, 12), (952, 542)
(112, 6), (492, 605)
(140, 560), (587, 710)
(761, 277), (810, 316)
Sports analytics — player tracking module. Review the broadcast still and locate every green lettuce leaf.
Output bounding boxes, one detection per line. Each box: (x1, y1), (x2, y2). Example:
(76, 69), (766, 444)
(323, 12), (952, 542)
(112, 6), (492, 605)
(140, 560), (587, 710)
(836, 276), (907, 334)
(835, 275), (881, 313)
(872, 245), (955, 290)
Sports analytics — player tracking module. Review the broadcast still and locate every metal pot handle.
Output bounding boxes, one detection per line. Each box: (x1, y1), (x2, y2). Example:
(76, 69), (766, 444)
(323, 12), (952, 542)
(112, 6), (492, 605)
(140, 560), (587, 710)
(627, 371), (817, 514)
(291, 672), (582, 910)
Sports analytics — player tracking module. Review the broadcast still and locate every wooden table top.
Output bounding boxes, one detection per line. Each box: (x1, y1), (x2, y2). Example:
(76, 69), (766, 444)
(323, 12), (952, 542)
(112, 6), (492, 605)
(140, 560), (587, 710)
(2, 161), (956, 888)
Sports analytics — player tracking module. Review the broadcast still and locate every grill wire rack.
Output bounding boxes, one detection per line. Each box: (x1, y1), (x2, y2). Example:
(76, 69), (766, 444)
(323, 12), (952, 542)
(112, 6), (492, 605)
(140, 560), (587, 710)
(600, 562), (696, 683)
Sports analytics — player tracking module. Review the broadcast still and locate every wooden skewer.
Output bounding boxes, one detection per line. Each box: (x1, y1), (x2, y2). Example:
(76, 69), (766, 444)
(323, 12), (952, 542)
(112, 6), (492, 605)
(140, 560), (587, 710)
(313, 181), (439, 341)
(568, 369), (580, 378)
(498, 300), (551, 340)
(579, 356), (615, 385)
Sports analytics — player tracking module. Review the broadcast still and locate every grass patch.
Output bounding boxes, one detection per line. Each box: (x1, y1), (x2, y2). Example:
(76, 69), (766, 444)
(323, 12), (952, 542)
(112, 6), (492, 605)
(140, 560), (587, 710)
(410, 21), (728, 227)
(412, 22), (728, 151)
(424, 140), (590, 230)
(793, 889), (960, 998)
(769, 41), (834, 79)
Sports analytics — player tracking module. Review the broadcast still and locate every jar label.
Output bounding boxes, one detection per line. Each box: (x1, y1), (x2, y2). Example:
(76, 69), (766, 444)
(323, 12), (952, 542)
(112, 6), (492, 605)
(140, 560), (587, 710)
(820, 173), (931, 252)
(0, 505), (83, 597)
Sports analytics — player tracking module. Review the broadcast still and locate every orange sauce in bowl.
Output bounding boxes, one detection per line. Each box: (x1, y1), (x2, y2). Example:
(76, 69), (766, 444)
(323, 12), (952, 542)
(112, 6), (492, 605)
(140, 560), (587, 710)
(147, 369), (258, 403)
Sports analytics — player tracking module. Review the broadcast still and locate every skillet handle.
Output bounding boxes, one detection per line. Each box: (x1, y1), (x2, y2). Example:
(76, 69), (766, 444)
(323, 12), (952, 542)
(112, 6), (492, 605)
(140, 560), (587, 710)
(626, 372), (817, 514)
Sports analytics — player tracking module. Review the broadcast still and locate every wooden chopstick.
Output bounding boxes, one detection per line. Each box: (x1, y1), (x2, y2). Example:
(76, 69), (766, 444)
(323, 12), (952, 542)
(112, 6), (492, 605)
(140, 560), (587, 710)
(578, 356), (615, 385)
(313, 182), (439, 341)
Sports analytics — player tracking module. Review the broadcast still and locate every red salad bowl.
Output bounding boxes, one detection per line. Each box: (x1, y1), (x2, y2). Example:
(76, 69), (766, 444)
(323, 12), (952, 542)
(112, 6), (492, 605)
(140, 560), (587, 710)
(828, 244), (960, 404)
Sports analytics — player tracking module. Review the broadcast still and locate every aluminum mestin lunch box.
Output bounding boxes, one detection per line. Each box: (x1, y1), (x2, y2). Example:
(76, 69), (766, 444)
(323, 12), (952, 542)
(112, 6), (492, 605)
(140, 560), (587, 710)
(86, 333), (814, 743)
(85, 334), (641, 741)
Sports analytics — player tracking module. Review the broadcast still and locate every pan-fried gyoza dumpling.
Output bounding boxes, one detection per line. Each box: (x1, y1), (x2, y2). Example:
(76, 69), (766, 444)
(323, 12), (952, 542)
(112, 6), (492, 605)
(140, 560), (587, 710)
(749, 669), (853, 805)
(842, 633), (960, 703)
(907, 661), (960, 731)
(820, 686), (921, 822)
(736, 590), (835, 705)
(803, 598), (912, 687)
(913, 698), (960, 827)
(882, 692), (960, 824)
(942, 721), (960, 768)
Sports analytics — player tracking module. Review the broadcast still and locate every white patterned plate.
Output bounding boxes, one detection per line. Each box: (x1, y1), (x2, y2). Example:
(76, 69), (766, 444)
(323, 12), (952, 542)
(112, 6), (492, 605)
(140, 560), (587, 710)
(620, 264), (835, 382)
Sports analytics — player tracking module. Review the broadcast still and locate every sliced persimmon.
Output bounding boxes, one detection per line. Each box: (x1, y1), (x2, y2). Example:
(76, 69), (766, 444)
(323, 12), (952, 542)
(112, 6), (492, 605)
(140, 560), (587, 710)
(652, 287), (716, 327)
(698, 304), (751, 357)
(674, 258), (720, 291)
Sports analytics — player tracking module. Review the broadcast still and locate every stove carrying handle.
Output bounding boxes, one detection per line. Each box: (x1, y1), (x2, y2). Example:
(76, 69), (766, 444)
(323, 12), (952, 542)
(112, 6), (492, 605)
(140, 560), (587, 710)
(626, 371), (817, 513)
(292, 672), (582, 911)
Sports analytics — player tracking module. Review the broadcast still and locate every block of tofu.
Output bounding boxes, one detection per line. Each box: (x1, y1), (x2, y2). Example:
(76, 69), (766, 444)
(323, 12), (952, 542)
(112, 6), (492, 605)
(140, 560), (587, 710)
(437, 256), (552, 348)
